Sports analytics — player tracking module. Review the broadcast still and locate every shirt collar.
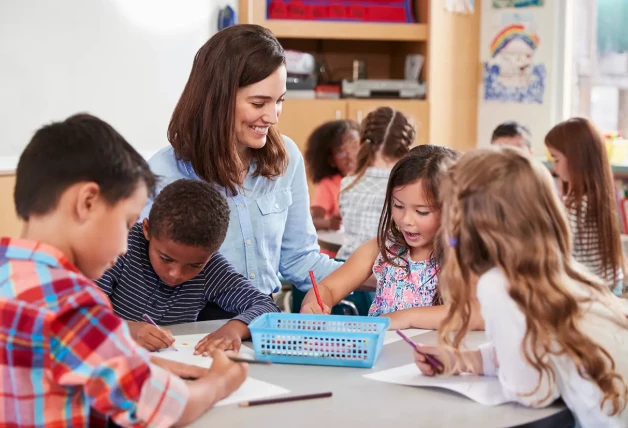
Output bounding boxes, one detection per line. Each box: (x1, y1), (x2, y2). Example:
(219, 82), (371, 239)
(0, 237), (80, 273)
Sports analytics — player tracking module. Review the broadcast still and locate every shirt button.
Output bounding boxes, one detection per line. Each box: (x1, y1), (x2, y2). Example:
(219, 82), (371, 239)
(239, 204), (245, 209)
(274, 203), (279, 209)
(249, 273), (256, 279)
(246, 239), (252, 246)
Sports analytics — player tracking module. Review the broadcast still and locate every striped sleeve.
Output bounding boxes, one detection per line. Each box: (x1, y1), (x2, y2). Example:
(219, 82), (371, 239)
(49, 281), (188, 427)
(204, 253), (280, 324)
(95, 254), (126, 297)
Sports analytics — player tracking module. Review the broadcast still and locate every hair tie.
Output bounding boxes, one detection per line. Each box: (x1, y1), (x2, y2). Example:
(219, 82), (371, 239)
(448, 237), (458, 247)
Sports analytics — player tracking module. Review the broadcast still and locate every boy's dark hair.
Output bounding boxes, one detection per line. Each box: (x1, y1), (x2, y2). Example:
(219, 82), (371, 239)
(148, 179), (230, 250)
(15, 113), (156, 220)
(490, 121), (532, 148)
(304, 120), (360, 183)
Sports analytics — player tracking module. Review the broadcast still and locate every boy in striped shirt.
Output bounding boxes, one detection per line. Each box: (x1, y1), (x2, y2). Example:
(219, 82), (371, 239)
(0, 114), (247, 427)
(96, 178), (280, 355)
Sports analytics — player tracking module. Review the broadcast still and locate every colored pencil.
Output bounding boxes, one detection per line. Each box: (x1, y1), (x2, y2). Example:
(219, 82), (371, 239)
(395, 330), (443, 372)
(142, 313), (178, 351)
(308, 270), (325, 312)
(228, 356), (272, 365)
(239, 392), (332, 407)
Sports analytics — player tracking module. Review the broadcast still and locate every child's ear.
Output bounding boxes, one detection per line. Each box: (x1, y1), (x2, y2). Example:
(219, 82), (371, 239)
(75, 182), (101, 223)
(142, 218), (151, 241)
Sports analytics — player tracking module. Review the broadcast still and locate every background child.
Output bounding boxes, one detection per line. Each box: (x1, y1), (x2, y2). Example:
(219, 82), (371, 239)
(305, 119), (359, 231)
(301, 145), (483, 331)
(490, 121), (533, 154)
(336, 107), (414, 260)
(545, 117), (625, 296)
(416, 147), (628, 427)
(97, 178), (280, 354)
(1, 114), (247, 427)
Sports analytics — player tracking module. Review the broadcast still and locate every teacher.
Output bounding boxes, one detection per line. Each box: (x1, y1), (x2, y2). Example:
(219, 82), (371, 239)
(143, 24), (340, 317)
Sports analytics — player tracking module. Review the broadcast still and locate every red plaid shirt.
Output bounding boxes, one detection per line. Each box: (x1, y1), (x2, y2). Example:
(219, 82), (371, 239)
(0, 237), (189, 427)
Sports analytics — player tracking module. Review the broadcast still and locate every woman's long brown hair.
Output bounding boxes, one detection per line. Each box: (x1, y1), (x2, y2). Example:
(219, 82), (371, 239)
(439, 147), (628, 414)
(342, 106), (414, 192)
(168, 24), (288, 195)
(545, 118), (623, 285)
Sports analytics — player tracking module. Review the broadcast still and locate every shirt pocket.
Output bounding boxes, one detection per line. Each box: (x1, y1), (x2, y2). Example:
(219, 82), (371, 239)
(255, 189), (293, 255)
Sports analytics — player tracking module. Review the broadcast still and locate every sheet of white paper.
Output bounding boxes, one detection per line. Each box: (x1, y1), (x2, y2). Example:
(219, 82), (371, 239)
(383, 329), (431, 345)
(364, 363), (510, 406)
(152, 334), (287, 406)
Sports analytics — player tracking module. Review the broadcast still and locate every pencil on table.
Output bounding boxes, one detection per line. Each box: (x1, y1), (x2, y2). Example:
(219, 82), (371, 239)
(239, 392), (332, 407)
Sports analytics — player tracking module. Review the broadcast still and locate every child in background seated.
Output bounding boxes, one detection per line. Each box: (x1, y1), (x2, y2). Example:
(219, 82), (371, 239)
(97, 178), (280, 354)
(490, 121), (533, 154)
(301, 145), (484, 331)
(415, 147), (628, 427)
(0, 114), (246, 427)
(336, 107), (414, 260)
(305, 120), (359, 231)
(545, 118), (625, 296)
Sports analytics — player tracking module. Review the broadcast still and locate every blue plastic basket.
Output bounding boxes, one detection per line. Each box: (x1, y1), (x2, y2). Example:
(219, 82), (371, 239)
(248, 313), (390, 368)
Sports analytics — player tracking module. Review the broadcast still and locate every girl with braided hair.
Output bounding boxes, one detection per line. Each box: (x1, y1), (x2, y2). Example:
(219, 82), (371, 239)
(413, 147), (628, 427)
(301, 144), (484, 332)
(336, 107), (414, 260)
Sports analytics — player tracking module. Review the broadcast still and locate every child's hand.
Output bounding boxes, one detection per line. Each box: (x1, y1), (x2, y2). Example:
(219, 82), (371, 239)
(127, 321), (175, 351)
(150, 355), (209, 380)
(206, 350), (248, 400)
(413, 344), (447, 376)
(328, 214), (342, 231)
(300, 300), (332, 314)
(194, 320), (248, 356)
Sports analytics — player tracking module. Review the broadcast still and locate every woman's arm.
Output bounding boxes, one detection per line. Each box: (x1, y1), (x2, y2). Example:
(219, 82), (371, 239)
(278, 140), (342, 289)
(301, 238), (379, 313)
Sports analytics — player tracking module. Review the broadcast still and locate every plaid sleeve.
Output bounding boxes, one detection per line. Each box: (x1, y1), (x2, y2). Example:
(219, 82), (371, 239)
(48, 282), (188, 427)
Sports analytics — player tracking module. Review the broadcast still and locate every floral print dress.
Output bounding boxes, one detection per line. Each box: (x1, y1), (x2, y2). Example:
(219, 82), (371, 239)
(368, 243), (439, 317)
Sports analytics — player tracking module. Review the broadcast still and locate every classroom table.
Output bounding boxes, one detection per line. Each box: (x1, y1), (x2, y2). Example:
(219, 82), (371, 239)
(317, 229), (344, 254)
(170, 321), (575, 428)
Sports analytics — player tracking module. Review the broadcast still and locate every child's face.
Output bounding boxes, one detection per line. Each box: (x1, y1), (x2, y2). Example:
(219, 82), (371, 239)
(391, 179), (441, 258)
(75, 183), (148, 280)
(546, 147), (570, 184)
(492, 136), (532, 154)
(142, 219), (214, 286)
(331, 130), (359, 176)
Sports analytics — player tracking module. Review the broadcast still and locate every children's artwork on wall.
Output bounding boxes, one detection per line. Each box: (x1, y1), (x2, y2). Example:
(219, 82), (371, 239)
(483, 23), (546, 103)
(445, 0), (474, 14)
(492, 0), (543, 7)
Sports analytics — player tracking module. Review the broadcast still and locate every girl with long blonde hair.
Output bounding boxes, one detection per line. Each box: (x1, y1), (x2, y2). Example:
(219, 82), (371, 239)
(413, 147), (628, 427)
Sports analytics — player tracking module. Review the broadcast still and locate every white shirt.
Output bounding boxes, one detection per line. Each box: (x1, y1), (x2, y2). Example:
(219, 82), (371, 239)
(477, 267), (628, 428)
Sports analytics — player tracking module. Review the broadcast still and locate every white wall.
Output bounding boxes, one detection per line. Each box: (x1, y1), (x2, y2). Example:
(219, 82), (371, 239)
(476, 1), (568, 154)
(0, 0), (237, 170)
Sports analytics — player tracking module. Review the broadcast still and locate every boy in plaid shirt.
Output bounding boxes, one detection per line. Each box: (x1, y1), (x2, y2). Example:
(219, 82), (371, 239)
(0, 114), (247, 427)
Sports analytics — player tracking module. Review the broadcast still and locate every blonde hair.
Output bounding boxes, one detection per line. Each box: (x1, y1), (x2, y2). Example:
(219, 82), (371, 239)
(439, 146), (628, 414)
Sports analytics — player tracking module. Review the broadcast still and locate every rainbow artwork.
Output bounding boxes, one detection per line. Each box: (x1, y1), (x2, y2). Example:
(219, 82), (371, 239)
(490, 24), (540, 57)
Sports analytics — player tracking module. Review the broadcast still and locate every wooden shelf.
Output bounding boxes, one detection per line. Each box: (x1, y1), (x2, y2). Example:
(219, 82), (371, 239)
(239, 1), (428, 42)
(264, 20), (428, 42)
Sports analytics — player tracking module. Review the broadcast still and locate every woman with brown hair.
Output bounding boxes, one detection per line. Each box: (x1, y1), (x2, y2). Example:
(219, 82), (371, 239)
(143, 24), (341, 322)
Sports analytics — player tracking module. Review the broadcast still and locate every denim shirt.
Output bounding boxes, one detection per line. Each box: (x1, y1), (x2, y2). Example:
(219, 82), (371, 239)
(142, 136), (341, 294)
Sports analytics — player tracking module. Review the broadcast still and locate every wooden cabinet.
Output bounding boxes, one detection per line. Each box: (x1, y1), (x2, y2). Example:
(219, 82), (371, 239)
(0, 174), (22, 238)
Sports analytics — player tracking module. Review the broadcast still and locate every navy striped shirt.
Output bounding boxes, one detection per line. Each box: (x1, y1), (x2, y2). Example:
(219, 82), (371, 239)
(96, 224), (280, 325)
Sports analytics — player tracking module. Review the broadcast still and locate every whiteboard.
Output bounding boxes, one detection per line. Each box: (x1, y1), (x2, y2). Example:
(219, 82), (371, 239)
(0, 0), (237, 170)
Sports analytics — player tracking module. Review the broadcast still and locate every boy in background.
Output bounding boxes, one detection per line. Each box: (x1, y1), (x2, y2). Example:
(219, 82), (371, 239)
(491, 121), (533, 154)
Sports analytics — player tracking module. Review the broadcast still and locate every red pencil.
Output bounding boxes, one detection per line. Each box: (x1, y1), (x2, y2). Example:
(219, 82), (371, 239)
(308, 270), (325, 312)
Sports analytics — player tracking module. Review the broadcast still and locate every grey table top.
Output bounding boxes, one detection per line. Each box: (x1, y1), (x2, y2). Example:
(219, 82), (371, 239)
(169, 321), (573, 428)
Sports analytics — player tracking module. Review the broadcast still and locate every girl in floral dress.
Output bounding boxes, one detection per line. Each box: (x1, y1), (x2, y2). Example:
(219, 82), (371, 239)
(301, 145), (484, 331)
